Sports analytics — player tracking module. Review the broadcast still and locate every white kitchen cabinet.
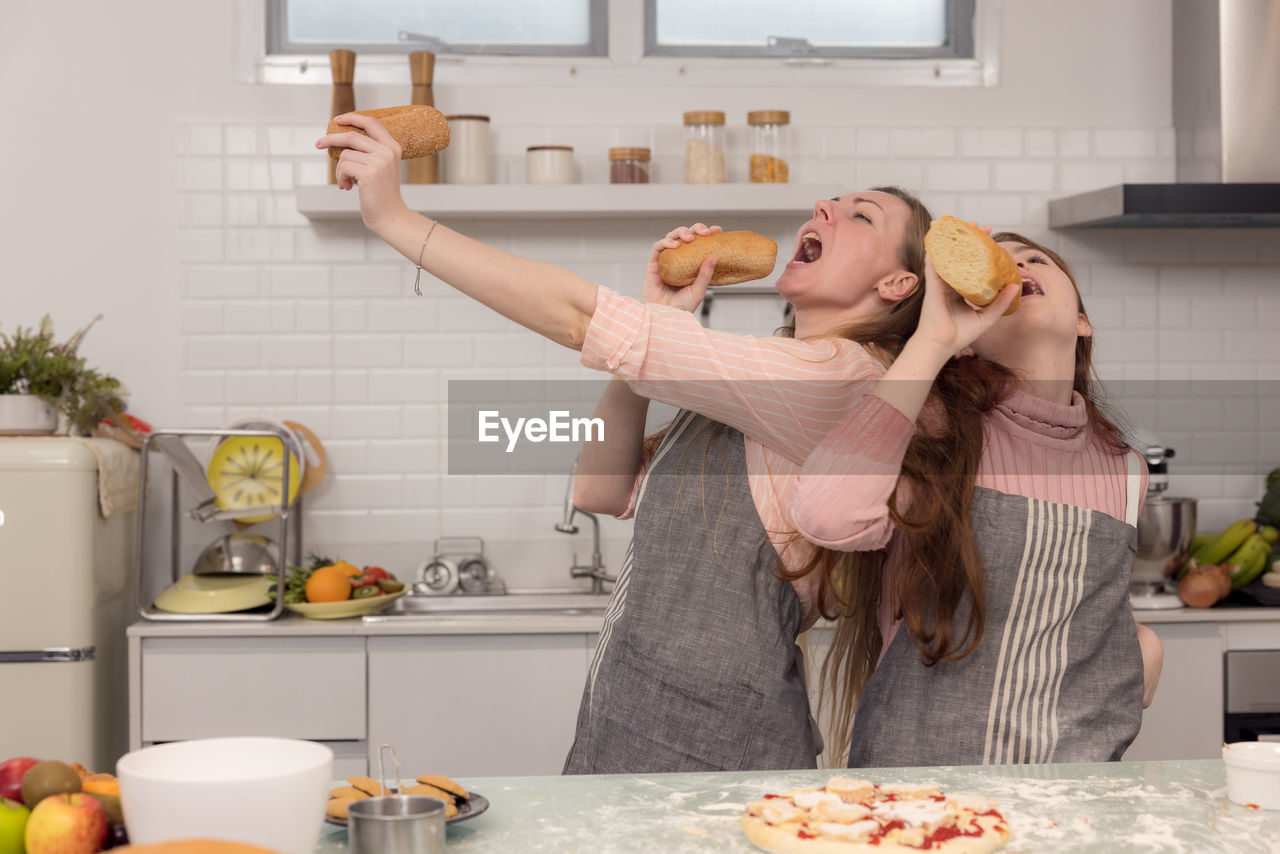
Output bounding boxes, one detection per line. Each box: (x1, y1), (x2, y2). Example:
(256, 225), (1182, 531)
(366, 634), (596, 777)
(138, 636), (366, 743)
(1123, 622), (1224, 761)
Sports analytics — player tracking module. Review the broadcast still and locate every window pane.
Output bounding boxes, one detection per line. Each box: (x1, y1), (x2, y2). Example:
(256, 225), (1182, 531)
(279, 0), (596, 52)
(654, 0), (947, 49)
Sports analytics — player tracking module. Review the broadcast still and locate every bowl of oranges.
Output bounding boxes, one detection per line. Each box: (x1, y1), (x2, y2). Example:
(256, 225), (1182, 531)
(273, 555), (407, 620)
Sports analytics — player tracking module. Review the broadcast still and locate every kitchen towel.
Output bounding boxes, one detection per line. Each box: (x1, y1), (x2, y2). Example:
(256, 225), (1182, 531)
(71, 436), (140, 518)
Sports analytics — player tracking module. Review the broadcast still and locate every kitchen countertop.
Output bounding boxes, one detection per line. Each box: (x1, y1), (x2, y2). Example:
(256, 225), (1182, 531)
(124, 601), (1280, 637)
(313, 759), (1276, 853)
(126, 611), (605, 637)
(1133, 603), (1280, 624)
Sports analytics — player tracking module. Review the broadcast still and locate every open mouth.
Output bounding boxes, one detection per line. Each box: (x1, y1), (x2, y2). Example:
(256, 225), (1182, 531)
(1021, 277), (1044, 296)
(794, 232), (823, 264)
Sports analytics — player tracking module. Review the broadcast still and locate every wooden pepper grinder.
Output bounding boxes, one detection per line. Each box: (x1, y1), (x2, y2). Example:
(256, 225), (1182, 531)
(328, 49), (356, 185)
(407, 51), (439, 184)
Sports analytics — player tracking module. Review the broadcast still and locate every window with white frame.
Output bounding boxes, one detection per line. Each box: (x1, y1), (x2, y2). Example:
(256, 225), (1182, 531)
(253, 0), (990, 86)
(267, 0), (607, 56)
(646, 0), (973, 59)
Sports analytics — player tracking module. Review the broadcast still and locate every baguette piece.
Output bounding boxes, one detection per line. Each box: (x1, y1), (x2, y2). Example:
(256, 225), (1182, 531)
(924, 216), (1021, 315)
(327, 105), (451, 160)
(657, 230), (778, 288)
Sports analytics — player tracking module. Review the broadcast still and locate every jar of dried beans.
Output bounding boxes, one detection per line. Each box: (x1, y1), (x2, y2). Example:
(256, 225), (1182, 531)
(683, 111), (726, 183)
(748, 110), (790, 183)
(609, 147), (651, 184)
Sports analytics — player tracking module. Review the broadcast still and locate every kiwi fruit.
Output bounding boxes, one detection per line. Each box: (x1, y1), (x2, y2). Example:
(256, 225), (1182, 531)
(20, 760), (82, 806)
(85, 791), (124, 824)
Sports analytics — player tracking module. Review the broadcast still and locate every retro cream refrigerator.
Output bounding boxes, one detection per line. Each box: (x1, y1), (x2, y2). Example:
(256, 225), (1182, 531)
(0, 437), (133, 771)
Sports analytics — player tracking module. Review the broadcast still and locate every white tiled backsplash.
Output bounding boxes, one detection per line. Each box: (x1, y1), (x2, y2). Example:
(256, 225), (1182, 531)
(174, 120), (1280, 583)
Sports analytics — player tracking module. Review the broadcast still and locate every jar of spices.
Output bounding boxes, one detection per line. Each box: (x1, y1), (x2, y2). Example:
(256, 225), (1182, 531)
(609, 147), (651, 184)
(526, 145), (575, 184)
(683, 111), (726, 183)
(747, 110), (790, 183)
(442, 115), (491, 184)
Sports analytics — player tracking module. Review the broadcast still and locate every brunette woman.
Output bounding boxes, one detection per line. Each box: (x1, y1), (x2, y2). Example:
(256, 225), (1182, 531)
(790, 233), (1162, 766)
(317, 114), (928, 772)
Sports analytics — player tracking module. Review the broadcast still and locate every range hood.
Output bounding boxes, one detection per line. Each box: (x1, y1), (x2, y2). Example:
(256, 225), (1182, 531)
(1049, 0), (1280, 228)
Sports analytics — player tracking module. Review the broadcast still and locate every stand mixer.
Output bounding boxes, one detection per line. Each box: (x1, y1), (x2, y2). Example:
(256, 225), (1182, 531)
(1131, 443), (1197, 610)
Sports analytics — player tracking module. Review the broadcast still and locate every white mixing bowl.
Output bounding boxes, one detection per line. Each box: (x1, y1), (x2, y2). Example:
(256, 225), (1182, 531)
(116, 737), (333, 854)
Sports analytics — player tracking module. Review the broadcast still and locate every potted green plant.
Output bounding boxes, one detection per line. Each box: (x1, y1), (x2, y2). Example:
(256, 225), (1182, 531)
(0, 314), (130, 435)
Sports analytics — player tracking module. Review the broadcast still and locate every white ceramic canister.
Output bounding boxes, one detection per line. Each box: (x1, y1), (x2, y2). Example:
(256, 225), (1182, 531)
(526, 145), (575, 184)
(443, 115), (492, 184)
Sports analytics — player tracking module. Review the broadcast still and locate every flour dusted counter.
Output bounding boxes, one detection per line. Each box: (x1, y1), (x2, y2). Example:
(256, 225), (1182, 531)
(310, 760), (1280, 854)
(126, 614), (602, 777)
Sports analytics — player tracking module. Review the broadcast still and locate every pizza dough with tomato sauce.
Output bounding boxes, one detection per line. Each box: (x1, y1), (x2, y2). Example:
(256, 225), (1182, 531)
(742, 777), (1010, 854)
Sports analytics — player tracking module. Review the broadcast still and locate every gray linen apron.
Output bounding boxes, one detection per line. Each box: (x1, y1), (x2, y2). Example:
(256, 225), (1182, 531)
(563, 410), (820, 774)
(848, 465), (1145, 767)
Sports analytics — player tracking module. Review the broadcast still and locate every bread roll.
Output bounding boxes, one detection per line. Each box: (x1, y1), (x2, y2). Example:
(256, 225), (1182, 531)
(657, 230), (777, 288)
(923, 216), (1021, 315)
(327, 105), (451, 160)
(114, 841), (282, 854)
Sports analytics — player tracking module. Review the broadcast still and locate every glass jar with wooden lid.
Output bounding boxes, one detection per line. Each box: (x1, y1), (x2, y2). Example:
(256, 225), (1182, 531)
(747, 110), (790, 183)
(683, 111), (726, 183)
(609, 147), (651, 184)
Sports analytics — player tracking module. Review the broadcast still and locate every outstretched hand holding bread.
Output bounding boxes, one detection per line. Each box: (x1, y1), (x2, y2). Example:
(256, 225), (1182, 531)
(924, 216), (1020, 315)
(325, 105), (451, 160)
(657, 230), (778, 287)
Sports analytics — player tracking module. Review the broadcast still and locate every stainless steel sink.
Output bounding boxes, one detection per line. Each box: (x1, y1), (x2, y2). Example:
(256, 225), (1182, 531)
(369, 588), (612, 618)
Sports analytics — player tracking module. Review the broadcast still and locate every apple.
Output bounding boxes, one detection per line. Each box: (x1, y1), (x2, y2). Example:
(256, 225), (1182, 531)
(0, 798), (31, 854)
(24, 794), (106, 854)
(0, 759), (40, 804)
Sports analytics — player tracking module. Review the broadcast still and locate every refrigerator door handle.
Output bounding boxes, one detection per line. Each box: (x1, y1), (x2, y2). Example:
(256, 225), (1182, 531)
(0, 646), (96, 663)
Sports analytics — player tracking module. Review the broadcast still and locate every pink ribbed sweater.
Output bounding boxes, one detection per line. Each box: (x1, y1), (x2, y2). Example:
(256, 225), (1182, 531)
(791, 390), (1148, 645)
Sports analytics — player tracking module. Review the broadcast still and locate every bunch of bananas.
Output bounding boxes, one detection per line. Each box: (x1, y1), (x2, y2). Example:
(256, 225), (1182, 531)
(1180, 519), (1278, 591)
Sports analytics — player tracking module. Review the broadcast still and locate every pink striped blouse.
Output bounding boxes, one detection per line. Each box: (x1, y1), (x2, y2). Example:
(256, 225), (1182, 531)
(579, 287), (885, 623)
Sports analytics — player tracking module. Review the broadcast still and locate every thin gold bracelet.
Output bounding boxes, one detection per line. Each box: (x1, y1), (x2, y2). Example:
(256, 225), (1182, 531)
(413, 219), (439, 296)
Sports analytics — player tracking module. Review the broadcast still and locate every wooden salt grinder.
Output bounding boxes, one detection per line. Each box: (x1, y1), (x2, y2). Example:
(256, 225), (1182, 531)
(407, 51), (439, 184)
(328, 49), (356, 184)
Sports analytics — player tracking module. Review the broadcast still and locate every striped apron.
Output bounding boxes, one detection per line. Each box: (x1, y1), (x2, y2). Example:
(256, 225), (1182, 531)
(562, 410), (820, 774)
(848, 454), (1145, 767)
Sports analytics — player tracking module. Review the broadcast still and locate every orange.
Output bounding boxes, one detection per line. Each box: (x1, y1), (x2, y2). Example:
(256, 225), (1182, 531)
(305, 565), (358, 603)
(82, 773), (120, 797)
(332, 561), (361, 578)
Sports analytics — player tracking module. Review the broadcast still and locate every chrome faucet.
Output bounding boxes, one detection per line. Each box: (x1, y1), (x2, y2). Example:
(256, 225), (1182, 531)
(556, 458), (615, 594)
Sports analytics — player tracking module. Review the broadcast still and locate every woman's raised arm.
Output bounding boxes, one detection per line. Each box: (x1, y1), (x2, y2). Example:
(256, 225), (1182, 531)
(317, 112), (598, 349)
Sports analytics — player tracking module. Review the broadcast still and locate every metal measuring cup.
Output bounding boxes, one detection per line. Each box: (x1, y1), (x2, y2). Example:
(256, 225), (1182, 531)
(347, 744), (446, 854)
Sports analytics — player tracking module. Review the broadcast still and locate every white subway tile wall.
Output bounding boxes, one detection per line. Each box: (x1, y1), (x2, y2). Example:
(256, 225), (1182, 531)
(176, 122), (1280, 581)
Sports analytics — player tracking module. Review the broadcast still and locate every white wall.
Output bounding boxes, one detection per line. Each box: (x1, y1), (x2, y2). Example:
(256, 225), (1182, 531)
(4, 1), (1276, 588)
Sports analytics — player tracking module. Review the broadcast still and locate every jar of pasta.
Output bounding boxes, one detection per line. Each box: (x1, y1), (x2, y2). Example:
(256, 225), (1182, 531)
(609, 147), (651, 184)
(748, 110), (790, 183)
(683, 111), (726, 183)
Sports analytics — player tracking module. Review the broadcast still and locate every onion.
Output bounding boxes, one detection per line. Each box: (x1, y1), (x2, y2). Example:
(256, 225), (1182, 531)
(1179, 567), (1223, 608)
(1207, 564), (1232, 599)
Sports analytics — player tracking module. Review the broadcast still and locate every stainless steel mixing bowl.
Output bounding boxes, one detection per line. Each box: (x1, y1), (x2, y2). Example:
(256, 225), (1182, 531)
(191, 533), (280, 576)
(1133, 497), (1197, 588)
